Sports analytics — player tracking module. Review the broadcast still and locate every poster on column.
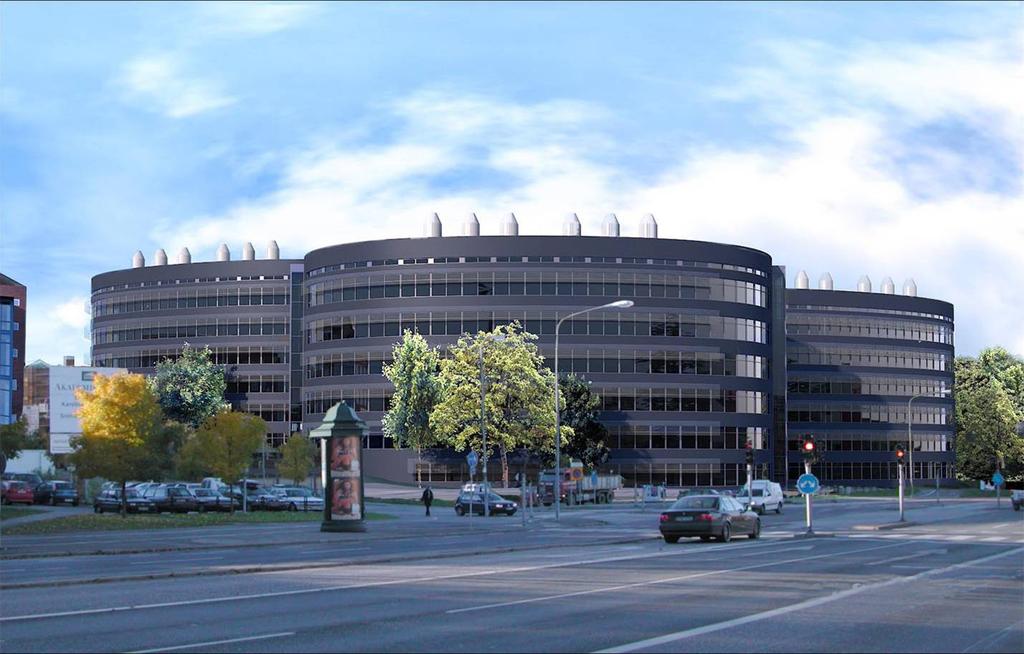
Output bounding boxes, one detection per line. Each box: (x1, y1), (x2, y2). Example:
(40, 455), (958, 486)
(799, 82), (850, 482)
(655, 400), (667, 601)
(330, 436), (362, 520)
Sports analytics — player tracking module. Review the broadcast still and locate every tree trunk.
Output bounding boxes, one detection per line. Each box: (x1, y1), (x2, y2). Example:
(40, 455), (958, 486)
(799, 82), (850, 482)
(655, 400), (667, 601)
(417, 446), (422, 488)
(500, 445), (509, 488)
(229, 482), (235, 514)
(120, 480), (127, 519)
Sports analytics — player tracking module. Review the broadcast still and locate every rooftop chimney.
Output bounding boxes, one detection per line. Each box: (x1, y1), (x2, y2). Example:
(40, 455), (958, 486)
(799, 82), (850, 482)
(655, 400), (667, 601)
(818, 272), (834, 290)
(216, 243), (231, 262)
(132, 251), (145, 268)
(177, 247), (192, 264)
(601, 213), (620, 237)
(795, 270), (810, 289)
(639, 213), (658, 238)
(857, 275), (872, 292)
(500, 212), (519, 236)
(881, 276), (895, 294)
(462, 213), (480, 237)
(242, 242), (255, 260)
(903, 278), (918, 297)
(423, 213), (442, 238)
(562, 213), (582, 236)
(267, 240), (280, 260)
(154, 249), (168, 266)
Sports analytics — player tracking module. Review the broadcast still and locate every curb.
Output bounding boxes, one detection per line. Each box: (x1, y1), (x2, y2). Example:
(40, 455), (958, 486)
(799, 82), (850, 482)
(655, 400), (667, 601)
(791, 532), (836, 539)
(851, 521), (919, 531)
(0, 533), (660, 591)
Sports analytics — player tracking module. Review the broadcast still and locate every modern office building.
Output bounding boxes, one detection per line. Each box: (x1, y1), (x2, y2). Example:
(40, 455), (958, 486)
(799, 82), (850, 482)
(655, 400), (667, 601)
(90, 214), (956, 488)
(1, 273), (27, 425)
(785, 274), (955, 488)
(90, 243), (303, 459)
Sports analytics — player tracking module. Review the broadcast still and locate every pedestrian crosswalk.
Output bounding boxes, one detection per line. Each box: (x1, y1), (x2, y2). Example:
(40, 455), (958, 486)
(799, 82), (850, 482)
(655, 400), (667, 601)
(847, 531), (1024, 544)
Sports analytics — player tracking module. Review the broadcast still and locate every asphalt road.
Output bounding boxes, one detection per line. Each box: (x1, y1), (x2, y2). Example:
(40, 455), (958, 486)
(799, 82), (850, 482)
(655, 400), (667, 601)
(1, 500), (1021, 653)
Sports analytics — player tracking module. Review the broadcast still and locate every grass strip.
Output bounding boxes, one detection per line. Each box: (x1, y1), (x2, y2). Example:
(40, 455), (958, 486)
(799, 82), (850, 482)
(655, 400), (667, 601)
(0, 507), (47, 521)
(1, 510), (395, 534)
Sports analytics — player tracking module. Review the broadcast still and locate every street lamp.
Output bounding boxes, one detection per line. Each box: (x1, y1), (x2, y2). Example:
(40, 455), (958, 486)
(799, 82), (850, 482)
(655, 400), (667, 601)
(479, 333), (506, 517)
(907, 387), (952, 495)
(554, 299), (634, 521)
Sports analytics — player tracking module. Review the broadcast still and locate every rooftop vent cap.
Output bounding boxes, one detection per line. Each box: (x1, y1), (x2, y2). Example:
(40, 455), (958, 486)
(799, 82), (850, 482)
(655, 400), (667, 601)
(903, 278), (918, 297)
(562, 213), (582, 236)
(818, 272), (834, 290)
(242, 242), (255, 260)
(423, 213), (442, 238)
(601, 213), (620, 237)
(881, 276), (895, 294)
(132, 251), (145, 268)
(462, 213), (480, 237)
(154, 249), (168, 266)
(857, 275), (872, 292)
(500, 212), (519, 236)
(639, 213), (658, 238)
(177, 247), (192, 265)
(217, 243), (231, 262)
(795, 270), (810, 289)
(267, 240), (280, 260)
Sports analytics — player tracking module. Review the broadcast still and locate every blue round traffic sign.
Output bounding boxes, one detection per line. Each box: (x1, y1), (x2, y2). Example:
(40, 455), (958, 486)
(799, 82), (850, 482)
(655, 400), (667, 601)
(992, 471), (1004, 486)
(796, 473), (820, 495)
(466, 451), (478, 469)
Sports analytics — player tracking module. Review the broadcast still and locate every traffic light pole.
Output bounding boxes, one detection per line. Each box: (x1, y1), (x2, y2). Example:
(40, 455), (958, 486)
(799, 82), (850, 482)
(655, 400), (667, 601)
(746, 464), (753, 510)
(804, 461), (814, 535)
(897, 461), (905, 522)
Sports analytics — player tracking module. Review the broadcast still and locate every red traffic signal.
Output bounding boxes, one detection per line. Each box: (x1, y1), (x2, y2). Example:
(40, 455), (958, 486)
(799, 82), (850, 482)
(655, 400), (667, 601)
(895, 444), (906, 461)
(801, 437), (816, 454)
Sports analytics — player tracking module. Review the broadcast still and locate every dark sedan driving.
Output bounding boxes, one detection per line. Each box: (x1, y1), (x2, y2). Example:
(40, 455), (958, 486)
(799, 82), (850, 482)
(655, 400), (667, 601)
(659, 494), (760, 543)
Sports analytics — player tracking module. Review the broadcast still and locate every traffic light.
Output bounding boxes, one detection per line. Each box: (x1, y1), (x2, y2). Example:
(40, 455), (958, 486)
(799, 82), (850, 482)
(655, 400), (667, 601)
(745, 440), (754, 466)
(801, 436), (816, 460)
(894, 443), (907, 463)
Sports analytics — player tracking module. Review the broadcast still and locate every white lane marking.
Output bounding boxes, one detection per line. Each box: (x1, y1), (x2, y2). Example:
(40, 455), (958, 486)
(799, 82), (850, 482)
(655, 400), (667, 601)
(594, 546), (1024, 654)
(981, 537), (1007, 542)
(992, 523), (1010, 529)
(128, 556), (225, 566)
(865, 551), (938, 566)
(126, 631), (295, 653)
(891, 564), (931, 569)
(446, 541), (906, 615)
(0, 539), (790, 622)
(945, 535), (973, 541)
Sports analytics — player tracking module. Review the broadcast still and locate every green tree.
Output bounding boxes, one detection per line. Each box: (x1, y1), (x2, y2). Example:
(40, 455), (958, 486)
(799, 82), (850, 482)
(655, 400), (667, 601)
(151, 344), (227, 429)
(382, 330), (441, 486)
(0, 418), (31, 472)
(955, 348), (1024, 481)
(68, 373), (166, 517)
(278, 433), (316, 486)
(187, 410), (266, 511)
(431, 322), (566, 487)
(558, 374), (611, 470)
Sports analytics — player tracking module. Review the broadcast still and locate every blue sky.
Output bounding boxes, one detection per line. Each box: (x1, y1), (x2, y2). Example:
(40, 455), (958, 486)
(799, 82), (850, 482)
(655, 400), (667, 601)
(1, 1), (1021, 364)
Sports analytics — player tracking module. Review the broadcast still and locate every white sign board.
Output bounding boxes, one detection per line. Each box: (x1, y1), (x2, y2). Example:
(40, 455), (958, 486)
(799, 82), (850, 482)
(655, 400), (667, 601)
(49, 366), (126, 454)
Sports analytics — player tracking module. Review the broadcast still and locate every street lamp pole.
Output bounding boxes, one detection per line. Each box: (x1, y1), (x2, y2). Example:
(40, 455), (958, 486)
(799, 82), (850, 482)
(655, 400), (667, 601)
(554, 299), (634, 522)
(907, 387), (951, 497)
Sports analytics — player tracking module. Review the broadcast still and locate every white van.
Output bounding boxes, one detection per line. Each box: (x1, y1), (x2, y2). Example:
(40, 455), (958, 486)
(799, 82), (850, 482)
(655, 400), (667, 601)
(737, 480), (784, 514)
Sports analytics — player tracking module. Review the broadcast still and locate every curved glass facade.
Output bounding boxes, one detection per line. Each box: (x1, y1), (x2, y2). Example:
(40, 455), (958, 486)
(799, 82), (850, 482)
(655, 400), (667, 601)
(90, 260), (300, 453)
(88, 235), (956, 489)
(785, 289), (955, 486)
(302, 236), (775, 487)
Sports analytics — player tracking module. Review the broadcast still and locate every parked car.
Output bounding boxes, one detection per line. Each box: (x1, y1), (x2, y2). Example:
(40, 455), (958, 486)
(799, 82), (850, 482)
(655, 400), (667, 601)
(191, 488), (238, 512)
(736, 481), (784, 514)
(454, 491), (518, 516)
(271, 487), (325, 512)
(659, 494), (760, 543)
(141, 484), (200, 513)
(2, 472), (44, 488)
(230, 486), (287, 511)
(93, 488), (157, 514)
(33, 481), (80, 506)
(2, 480), (35, 505)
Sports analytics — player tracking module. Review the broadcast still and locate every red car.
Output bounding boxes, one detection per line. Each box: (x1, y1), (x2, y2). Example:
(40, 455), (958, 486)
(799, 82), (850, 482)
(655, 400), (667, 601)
(2, 481), (36, 505)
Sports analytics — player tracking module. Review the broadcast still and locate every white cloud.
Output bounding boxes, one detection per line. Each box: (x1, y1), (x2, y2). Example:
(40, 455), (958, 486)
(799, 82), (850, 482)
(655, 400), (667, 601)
(118, 53), (235, 118)
(151, 31), (1022, 358)
(194, 1), (320, 37)
(26, 295), (91, 365)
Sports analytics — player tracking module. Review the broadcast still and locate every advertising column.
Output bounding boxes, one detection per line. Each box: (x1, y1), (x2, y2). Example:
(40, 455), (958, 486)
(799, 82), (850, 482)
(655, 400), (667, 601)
(309, 402), (368, 533)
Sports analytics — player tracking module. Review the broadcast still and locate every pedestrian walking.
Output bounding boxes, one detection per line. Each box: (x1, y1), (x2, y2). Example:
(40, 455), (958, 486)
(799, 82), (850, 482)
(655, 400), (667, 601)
(421, 485), (434, 516)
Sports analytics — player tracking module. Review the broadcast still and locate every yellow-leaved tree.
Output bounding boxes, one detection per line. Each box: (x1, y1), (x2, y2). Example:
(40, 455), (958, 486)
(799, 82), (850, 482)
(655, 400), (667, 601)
(179, 410), (266, 511)
(70, 372), (166, 517)
(278, 433), (317, 486)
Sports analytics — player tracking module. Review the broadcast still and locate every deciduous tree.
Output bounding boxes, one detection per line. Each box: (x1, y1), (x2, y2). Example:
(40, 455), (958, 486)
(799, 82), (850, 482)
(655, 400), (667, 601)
(432, 322), (566, 487)
(558, 374), (611, 470)
(68, 373), (165, 516)
(151, 344), (227, 429)
(187, 410), (266, 511)
(382, 330), (441, 486)
(278, 433), (316, 486)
